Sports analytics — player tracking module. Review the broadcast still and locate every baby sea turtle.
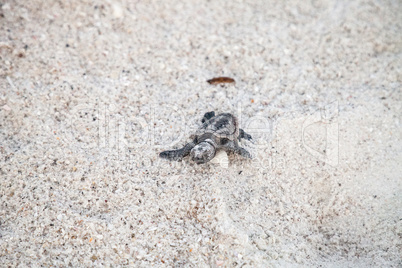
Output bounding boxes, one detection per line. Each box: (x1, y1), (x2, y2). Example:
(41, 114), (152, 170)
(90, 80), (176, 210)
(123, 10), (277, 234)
(160, 111), (252, 164)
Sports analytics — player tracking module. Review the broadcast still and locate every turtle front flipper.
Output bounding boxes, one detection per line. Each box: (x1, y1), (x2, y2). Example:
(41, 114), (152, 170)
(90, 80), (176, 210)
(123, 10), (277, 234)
(159, 142), (195, 161)
(201, 111), (215, 123)
(238, 129), (253, 142)
(221, 140), (252, 159)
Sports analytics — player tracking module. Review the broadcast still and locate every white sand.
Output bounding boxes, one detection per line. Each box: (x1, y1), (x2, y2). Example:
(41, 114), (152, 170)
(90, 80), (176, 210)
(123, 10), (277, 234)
(0, 0), (401, 266)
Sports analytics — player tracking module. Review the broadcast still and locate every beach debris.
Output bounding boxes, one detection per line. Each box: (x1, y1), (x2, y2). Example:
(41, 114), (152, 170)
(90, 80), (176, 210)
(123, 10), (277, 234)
(207, 77), (235, 85)
(160, 111), (252, 164)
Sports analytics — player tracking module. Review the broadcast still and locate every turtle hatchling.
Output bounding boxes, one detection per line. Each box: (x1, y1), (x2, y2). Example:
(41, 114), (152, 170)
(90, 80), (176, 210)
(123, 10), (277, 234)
(160, 111), (253, 164)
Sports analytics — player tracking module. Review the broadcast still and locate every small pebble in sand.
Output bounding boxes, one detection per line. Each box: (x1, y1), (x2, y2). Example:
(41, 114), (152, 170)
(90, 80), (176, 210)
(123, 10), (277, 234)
(207, 77), (235, 85)
(2, 105), (11, 111)
(210, 150), (229, 168)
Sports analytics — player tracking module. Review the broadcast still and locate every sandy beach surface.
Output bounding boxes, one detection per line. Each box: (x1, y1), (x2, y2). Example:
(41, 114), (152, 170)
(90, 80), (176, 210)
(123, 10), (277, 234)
(1, 0), (401, 266)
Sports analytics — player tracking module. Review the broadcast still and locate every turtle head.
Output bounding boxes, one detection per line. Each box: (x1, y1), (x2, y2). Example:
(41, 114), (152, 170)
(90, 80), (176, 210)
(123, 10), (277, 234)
(190, 142), (215, 164)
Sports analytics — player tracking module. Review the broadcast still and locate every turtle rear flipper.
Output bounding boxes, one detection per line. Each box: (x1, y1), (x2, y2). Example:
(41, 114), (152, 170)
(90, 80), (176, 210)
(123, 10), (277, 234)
(160, 142), (195, 161)
(201, 111), (215, 123)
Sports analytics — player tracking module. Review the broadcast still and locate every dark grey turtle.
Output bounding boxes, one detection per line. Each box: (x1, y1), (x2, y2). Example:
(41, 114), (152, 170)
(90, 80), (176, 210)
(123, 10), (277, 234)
(159, 111), (252, 164)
